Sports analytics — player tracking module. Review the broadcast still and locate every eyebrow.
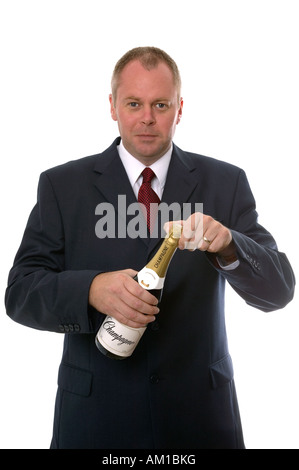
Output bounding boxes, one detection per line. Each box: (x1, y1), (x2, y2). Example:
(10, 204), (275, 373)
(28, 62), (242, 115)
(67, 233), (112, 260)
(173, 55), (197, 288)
(124, 96), (141, 101)
(124, 96), (171, 102)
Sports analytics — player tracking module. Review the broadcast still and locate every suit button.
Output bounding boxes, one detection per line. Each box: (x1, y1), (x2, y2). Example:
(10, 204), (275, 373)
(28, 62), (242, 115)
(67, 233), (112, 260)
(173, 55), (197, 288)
(59, 323), (80, 333)
(150, 374), (160, 384)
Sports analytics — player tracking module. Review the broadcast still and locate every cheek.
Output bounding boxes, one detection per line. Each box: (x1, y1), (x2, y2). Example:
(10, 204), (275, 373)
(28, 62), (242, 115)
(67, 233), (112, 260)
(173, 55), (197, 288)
(117, 113), (136, 131)
(163, 116), (179, 135)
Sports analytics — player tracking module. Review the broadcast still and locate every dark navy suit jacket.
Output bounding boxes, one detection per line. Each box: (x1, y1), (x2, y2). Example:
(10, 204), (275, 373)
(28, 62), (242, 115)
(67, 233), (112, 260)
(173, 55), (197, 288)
(5, 138), (295, 448)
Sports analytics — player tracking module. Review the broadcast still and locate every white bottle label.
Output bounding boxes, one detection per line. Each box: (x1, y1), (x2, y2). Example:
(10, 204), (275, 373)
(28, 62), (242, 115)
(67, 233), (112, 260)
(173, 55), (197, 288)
(96, 316), (146, 357)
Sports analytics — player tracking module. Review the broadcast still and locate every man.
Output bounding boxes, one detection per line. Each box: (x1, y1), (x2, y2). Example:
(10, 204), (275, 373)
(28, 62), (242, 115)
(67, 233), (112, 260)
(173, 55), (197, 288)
(5, 47), (295, 449)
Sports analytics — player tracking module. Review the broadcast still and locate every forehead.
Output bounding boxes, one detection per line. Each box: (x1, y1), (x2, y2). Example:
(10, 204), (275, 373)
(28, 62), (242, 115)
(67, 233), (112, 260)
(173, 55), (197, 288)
(116, 60), (177, 99)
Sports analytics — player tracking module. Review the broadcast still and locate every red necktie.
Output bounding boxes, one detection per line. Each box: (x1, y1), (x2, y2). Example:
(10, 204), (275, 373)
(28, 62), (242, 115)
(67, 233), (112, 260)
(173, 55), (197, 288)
(138, 167), (160, 232)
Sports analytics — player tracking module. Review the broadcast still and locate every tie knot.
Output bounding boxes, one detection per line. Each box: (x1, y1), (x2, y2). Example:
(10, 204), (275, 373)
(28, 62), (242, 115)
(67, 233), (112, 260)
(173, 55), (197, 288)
(141, 167), (156, 184)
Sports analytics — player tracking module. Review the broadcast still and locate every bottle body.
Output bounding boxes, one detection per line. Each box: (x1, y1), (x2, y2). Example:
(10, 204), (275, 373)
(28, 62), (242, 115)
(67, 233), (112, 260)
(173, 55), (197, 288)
(95, 278), (162, 359)
(95, 315), (148, 360)
(95, 226), (181, 359)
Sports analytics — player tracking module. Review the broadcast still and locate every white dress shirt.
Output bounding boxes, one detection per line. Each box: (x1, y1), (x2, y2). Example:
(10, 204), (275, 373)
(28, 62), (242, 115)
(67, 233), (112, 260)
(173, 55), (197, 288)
(117, 140), (172, 200)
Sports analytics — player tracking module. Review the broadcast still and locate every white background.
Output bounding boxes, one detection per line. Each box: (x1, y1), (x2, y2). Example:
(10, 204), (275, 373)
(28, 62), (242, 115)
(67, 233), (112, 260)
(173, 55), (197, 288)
(0, 0), (298, 449)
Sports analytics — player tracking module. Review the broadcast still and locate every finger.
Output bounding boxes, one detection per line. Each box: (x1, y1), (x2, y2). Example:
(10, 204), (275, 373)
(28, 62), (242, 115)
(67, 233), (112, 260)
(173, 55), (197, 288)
(108, 278), (159, 327)
(185, 212), (201, 233)
(118, 268), (138, 279)
(108, 305), (155, 328)
(125, 275), (160, 305)
(124, 289), (160, 317)
(186, 228), (204, 251)
(114, 300), (158, 328)
(198, 226), (232, 252)
(197, 233), (214, 251)
(179, 214), (203, 250)
(115, 270), (159, 307)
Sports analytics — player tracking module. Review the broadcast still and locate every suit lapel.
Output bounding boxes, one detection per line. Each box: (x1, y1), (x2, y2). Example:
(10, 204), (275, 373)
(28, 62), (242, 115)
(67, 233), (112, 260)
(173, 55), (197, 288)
(162, 144), (199, 207)
(93, 138), (149, 245)
(93, 138), (136, 208)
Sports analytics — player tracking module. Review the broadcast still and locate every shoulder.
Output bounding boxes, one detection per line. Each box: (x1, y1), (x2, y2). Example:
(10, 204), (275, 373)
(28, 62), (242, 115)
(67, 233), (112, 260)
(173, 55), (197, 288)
(174, 144), (243, 178)
(40, 138), (120, 185)
(175, 147), (247, 190)
(43, 153), (101, 180)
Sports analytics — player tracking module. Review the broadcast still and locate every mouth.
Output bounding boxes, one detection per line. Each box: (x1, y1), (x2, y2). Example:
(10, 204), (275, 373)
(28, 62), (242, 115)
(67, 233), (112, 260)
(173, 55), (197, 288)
(135, 134), (158, 139)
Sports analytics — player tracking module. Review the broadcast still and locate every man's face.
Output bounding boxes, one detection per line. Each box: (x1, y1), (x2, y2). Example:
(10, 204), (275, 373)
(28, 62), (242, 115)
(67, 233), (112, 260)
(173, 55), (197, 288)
(109, 60), (183, 165)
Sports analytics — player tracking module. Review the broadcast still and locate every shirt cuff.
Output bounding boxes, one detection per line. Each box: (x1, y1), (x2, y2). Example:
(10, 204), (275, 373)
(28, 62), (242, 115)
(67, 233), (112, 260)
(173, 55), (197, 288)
(216, 256), (240, 271)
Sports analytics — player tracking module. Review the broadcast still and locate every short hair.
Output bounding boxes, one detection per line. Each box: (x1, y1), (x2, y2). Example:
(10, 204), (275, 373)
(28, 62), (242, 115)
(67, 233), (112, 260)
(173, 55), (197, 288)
(111, 46), (182, 103)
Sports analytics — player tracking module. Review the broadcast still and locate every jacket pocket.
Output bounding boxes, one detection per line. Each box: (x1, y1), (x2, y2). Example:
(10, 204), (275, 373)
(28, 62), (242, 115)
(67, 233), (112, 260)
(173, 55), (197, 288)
(58, 362), (92, 397)
(209, 354), (234, 389)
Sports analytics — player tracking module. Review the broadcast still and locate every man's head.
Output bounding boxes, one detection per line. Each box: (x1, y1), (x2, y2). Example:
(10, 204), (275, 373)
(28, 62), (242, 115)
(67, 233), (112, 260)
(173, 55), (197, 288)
(111, 46), (182, 105)
(109, 47), (183, 165)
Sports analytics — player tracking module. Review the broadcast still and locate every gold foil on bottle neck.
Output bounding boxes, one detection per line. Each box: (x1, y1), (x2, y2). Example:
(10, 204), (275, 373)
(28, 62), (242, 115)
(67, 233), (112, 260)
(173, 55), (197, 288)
(145, 224), (182, 278)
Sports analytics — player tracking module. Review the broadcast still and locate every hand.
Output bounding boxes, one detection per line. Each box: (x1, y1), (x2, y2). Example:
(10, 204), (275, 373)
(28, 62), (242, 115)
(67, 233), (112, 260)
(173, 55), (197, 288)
(165, 212), (237, 257)
(89, 269), (159, 328)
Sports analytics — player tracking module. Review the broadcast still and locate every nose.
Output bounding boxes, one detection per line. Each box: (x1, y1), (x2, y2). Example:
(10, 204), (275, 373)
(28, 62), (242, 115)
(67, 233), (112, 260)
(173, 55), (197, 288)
(141, 106), (156, 126)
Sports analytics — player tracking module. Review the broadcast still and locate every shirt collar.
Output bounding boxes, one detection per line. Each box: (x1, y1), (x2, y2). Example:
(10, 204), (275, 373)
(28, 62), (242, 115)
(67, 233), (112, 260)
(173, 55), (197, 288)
(117, 139), (172, 191)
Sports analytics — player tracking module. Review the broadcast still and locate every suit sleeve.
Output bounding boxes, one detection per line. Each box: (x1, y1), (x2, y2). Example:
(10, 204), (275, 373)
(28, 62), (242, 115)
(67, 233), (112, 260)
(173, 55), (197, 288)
(5, 172), (101, 333)
(209, 169), (295, 312)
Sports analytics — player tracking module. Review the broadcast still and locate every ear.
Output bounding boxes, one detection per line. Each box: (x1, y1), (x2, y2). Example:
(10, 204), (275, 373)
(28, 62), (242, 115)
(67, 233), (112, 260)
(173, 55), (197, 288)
(109, 94), (118, 121)
(176, 97), (183, 124)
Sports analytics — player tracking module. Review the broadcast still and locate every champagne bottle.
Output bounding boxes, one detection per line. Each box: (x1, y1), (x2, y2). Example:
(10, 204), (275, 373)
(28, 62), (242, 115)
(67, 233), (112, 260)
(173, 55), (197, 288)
(95, 224), (182, 360)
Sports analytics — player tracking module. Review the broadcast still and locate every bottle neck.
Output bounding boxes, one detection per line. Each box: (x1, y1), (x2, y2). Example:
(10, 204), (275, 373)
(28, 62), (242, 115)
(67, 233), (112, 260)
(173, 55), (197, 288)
(146, 230), (181, 278)
(137, 225), (182, 290)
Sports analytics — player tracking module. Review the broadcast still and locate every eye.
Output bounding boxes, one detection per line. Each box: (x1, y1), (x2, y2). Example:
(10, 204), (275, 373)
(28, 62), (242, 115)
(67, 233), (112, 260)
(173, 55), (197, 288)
(128, 102), (139, 108)
(156, 103), (167, 109)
